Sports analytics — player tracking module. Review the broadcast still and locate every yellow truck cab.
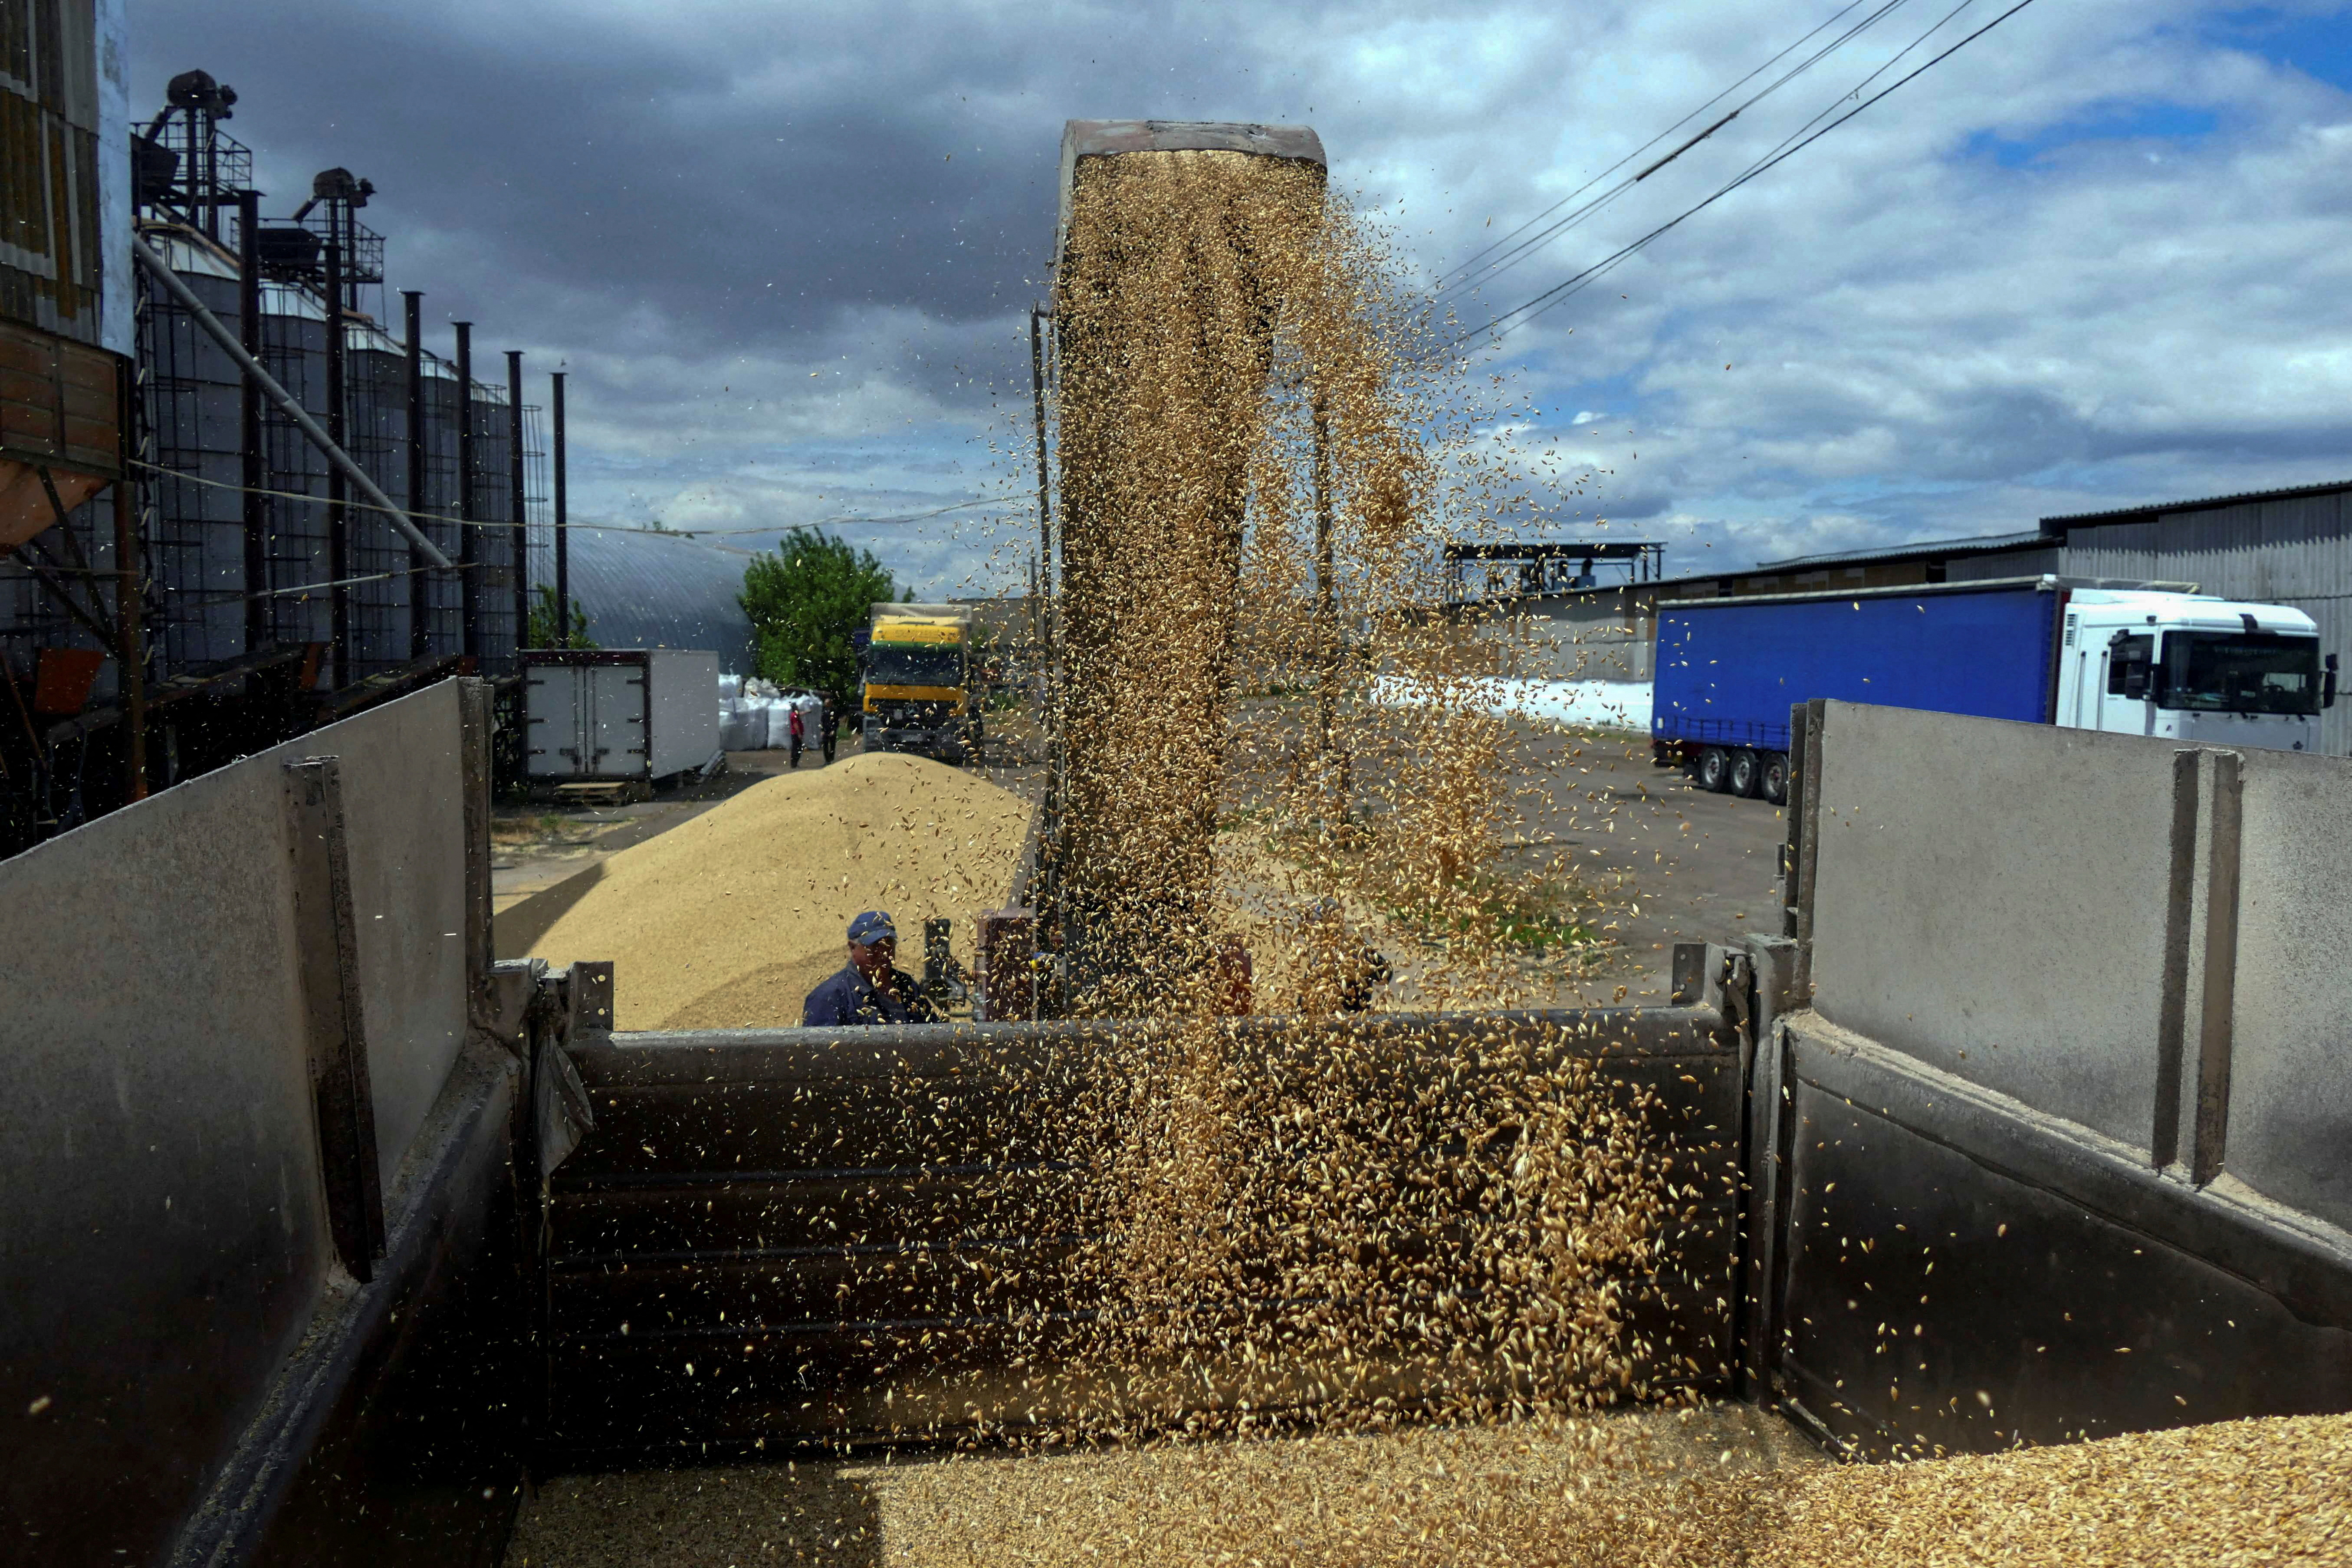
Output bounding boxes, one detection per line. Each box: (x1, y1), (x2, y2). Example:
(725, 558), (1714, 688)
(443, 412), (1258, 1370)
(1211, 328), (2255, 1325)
(861, 604), (979, 762)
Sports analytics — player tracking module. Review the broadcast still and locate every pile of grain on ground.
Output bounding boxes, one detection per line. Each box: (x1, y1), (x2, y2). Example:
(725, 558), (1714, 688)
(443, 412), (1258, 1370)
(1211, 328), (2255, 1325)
(507, 1407), (2350, 1566)
(522, 752), (1030, 1029)
(1751, 1410), (2352, 1568)
(505, 1402), (1813, 1566)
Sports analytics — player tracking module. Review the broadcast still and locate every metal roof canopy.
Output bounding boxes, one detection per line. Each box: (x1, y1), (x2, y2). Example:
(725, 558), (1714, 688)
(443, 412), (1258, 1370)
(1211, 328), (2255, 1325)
(1757, 479), (2352, 577)
(1664, 574), (2201, 612)
(2042, 477), (2352, 530)
(1445, 540), (1662, 561)
(1753, 528), (2053, 574)
(1447, 539), (1666, 598)
(1054, 120), (1326, 273)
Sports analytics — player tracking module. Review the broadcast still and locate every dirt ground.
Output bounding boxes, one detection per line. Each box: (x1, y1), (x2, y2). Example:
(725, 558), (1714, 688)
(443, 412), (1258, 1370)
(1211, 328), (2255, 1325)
(1219, 710), (1787, 1012)
(499, 714), (1775, 1014)
(1511, 724), (1788, 1006)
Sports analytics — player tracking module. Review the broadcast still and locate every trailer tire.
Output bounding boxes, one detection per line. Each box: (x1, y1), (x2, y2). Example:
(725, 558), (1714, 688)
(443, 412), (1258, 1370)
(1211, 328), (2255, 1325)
(1760, 750), (1789, 805)
(1695, 745), (1731, 793)
(1728, 747), (1762, 798)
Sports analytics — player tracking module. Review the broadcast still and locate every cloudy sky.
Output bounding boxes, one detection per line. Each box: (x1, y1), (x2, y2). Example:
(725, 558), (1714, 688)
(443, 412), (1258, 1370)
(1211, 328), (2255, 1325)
(134, 1), (2352, 591)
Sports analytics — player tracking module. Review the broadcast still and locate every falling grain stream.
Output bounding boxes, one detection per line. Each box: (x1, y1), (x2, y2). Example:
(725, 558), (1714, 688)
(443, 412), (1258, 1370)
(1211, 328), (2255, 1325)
(510, 130), (2352, 1565)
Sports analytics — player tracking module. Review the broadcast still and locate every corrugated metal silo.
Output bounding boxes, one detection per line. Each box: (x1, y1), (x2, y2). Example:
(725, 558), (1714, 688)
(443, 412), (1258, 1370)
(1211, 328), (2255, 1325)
(344, 318), (411, 680)
(255, 278), (331, 654)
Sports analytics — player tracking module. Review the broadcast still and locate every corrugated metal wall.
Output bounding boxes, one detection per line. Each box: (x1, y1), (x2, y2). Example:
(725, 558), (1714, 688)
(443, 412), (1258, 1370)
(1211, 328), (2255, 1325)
(2057, 493), (2352, 756)
(1944, 546), (2063, 582)
(142, 243), (243, 669)
(1942, 494), (2352, 756)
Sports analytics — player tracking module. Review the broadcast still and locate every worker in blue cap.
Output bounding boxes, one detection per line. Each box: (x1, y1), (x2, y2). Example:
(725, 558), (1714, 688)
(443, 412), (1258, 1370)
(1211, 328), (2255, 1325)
(801, 911), (938, 1027)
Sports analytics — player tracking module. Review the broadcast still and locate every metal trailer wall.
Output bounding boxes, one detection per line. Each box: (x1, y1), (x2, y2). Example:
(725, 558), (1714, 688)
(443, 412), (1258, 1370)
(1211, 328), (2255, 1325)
(521, 648), (720, 782)
(538, 960), (1748, 1460)
(1752, 699), (2352, 1458)
(0, 677), (526, 1566)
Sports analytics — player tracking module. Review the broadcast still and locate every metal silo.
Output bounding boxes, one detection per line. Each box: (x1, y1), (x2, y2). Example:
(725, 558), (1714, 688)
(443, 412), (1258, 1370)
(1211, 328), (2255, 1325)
(254, 275), (331, 655)
(345, 317), (412, 680)
(414, 346), (465, 660)
(134, 230), (249, 673)
(469, 373), (520, 675)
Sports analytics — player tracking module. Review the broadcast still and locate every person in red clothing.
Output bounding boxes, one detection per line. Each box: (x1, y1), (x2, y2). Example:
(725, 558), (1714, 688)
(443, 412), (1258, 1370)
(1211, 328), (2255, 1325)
(788, 700), (805, 769)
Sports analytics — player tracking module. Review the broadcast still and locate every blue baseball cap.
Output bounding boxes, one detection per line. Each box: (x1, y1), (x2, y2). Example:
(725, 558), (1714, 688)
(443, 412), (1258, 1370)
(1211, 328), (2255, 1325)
(847, 911), (897, 945)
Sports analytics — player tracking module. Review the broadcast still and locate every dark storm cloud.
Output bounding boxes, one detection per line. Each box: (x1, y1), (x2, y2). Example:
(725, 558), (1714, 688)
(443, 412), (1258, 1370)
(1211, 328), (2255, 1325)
(129, 1), (1297, 363)
(125, 1), (2352, 593)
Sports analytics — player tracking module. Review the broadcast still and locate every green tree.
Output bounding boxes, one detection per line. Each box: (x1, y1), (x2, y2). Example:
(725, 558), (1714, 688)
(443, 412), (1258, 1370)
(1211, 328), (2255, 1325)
(527, 584), (596, 649)
(739, 526), (899, 709)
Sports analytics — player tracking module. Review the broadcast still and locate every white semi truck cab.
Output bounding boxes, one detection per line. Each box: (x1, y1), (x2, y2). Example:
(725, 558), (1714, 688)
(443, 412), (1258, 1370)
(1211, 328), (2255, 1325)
(1657, 576), (2339, 802)
(2054, 588), (2338, 753)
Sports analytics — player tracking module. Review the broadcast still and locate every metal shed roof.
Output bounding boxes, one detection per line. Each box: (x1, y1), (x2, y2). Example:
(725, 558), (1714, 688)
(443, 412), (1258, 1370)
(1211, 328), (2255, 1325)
(1751, 529), (2052, 572)
(2042, 478), (2352, 529)
(566, 526), (759, 673)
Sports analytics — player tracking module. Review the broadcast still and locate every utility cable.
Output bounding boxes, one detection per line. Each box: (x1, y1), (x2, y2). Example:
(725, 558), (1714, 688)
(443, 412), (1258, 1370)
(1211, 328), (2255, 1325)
(1737, 0), (1985, 179)
(120, 458), (1008, 539)
(1436, 0), (1919, 304)
(1458, 0), (2042, 345)
(1435, 0), (1875, 291)
(170, 559), (478, 608)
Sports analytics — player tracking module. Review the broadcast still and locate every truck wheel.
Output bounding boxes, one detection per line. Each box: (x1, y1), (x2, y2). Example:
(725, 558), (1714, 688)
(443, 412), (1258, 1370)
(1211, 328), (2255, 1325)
(1695, 746), (1731, 793)
(1760, 751), (1789, 805)
(1729, 748), (1762, 798)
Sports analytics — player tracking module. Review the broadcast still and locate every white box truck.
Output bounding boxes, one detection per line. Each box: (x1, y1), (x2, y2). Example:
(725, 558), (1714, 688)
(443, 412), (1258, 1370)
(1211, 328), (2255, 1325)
(523, 650), (720, 796)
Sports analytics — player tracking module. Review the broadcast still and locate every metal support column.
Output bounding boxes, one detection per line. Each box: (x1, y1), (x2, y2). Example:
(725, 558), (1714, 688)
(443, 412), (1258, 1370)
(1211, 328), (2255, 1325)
(324, 236), (348, 689)
(403, 291), (427, 661)
(113, 355), (146, 802)
(1029, 304), (1053, 632)
(551, 371), (568, 639)
(455, 322), (479, 664)
(506, 349), (527, 658)
(237, 188), (266, 657)
(1028, 305), (1059, 957)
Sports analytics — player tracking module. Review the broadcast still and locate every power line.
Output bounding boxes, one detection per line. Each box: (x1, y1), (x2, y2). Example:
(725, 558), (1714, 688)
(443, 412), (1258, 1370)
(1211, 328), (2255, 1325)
(1736, 0), (1988, 178)
(1435, 0), (1875, 291)
(1458, 0), (2043, 345)
(123, 458), (1009, 541)
(1435, 0), (1919, 305)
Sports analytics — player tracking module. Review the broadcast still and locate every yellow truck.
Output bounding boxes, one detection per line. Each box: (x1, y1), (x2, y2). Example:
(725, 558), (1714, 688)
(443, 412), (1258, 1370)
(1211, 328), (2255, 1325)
(861, 603), (979, 762)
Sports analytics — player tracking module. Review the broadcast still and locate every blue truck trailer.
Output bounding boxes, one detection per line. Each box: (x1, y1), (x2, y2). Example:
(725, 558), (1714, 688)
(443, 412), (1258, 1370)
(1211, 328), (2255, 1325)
(1652, 575), (2332, 802)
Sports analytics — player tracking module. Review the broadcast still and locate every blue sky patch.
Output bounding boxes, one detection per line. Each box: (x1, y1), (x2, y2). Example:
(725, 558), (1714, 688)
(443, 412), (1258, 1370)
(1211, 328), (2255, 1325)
(2204, 7), (2352, 93)
(1965, 102), (2221, 169)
